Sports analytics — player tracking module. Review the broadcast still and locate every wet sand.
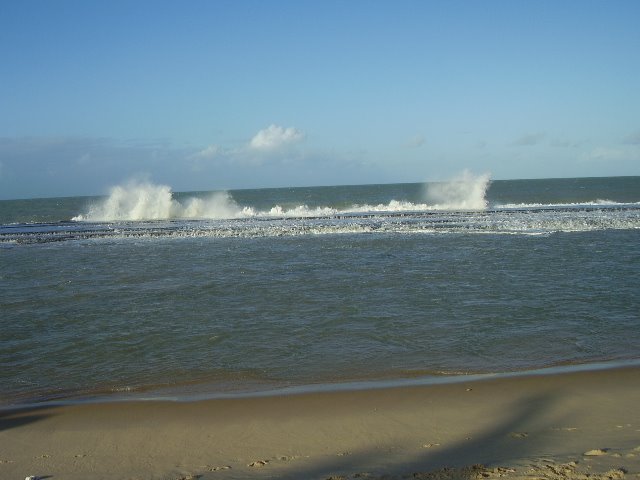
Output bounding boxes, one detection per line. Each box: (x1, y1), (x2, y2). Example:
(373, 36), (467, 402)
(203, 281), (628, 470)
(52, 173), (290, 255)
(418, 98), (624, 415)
(1, 366), (639, 480)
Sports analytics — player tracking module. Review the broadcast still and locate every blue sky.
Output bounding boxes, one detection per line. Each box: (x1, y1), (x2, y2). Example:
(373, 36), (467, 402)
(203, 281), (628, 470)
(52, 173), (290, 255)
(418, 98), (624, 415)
(1, 0), (639, 199)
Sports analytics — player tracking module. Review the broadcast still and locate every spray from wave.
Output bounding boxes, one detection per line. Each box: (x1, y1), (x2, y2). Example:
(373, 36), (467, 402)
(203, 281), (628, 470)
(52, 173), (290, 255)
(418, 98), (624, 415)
(73, 171), (492, 222)
(72, 181), (250, 221)
(424, 170), (491, 210)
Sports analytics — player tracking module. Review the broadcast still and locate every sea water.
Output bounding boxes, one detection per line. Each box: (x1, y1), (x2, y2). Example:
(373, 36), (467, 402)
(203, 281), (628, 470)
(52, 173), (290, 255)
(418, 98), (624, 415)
(1, 175), (639, 406)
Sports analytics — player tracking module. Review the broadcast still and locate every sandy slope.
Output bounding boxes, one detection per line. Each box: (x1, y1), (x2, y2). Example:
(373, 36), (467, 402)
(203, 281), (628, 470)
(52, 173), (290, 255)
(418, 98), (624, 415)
(1, 366), (639, 480)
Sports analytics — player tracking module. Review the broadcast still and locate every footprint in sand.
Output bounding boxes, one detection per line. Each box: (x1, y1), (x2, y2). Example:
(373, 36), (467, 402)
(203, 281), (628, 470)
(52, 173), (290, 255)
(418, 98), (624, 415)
(423, 443), (441, 448)
(248, 460), (269, 467)
(510, 432), (528, 438)
(208, 465), (231, 471)
(276, 455), (299, 461)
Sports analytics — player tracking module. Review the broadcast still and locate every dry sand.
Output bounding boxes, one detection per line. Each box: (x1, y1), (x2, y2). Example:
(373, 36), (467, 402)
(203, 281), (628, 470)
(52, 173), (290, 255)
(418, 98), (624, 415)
(1, 366), (639, 480)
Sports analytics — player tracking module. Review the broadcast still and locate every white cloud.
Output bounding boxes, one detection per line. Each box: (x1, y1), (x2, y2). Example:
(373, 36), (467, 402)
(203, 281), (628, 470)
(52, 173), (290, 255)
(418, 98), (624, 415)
(187, 144), (223, 173)
(192, 144), (220, 159)
(585, 147), (627, 161)
(249, 124), (304, 150)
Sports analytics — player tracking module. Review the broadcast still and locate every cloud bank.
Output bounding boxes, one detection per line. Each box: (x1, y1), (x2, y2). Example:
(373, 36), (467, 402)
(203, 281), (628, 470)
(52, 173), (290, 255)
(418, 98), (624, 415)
(0, 125), (378, 199)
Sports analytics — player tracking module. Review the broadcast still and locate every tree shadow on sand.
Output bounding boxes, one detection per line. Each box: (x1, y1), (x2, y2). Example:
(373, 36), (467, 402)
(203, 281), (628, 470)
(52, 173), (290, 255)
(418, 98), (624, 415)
(0, 405), (54, 432)
(274, 390), (565, 480)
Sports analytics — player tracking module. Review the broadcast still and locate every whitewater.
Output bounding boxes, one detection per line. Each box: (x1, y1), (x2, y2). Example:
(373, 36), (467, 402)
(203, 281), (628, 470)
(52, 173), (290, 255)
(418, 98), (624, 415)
(72, 171), (492, 222)
(2, 173), (638, 245)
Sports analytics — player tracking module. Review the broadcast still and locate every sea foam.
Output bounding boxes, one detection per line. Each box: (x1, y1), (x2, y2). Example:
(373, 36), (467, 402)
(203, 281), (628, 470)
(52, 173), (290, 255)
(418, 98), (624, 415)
(73, 171), (492, 222)
(73, 181), (249, 221)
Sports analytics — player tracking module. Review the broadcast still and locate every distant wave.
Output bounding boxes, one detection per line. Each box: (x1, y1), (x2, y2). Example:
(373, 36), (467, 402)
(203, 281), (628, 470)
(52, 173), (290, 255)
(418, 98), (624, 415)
(495, 200), (640, 210)
(73, 172), (492, 222)
(4, 205), (638, 246)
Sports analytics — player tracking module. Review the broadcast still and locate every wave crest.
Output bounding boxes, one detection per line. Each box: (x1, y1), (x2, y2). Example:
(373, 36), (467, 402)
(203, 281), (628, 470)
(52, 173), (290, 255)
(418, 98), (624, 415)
(424, 170), (491, 210)
(73, 172), (492, 222)
(73, 182), (246, 221)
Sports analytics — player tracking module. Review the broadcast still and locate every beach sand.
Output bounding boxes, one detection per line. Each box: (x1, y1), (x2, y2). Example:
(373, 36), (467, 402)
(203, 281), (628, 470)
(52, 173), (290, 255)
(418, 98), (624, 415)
(1, 366), (639, 480)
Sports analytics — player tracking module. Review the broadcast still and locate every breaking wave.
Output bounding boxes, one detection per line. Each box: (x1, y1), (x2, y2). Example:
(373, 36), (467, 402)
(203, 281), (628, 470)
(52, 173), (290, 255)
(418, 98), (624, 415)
(73, 172), (492, 222)
(424, 170), (491, 210)
(72, 182), (252, 221)
(3, 174), (638, 246)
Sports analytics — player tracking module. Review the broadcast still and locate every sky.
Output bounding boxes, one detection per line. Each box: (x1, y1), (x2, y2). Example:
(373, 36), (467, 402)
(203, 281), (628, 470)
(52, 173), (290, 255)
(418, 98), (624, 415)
(1, 0), (639, 199)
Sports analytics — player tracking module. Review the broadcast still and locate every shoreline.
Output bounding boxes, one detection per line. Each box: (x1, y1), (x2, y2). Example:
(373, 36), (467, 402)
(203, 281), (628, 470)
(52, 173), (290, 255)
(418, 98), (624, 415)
(1, 365), (639, 480)
(4, 357), (640, 411)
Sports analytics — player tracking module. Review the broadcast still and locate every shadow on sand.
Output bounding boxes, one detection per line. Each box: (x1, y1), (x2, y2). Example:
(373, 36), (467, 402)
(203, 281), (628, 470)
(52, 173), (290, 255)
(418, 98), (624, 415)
(274, 390), (564, 480)
(0, 405), (55, 432)
(1, 389), (568, 480)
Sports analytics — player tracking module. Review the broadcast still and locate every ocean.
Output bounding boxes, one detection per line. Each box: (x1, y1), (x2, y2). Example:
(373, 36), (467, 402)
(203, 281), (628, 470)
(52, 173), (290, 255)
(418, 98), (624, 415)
(1, 174), (639, 407)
